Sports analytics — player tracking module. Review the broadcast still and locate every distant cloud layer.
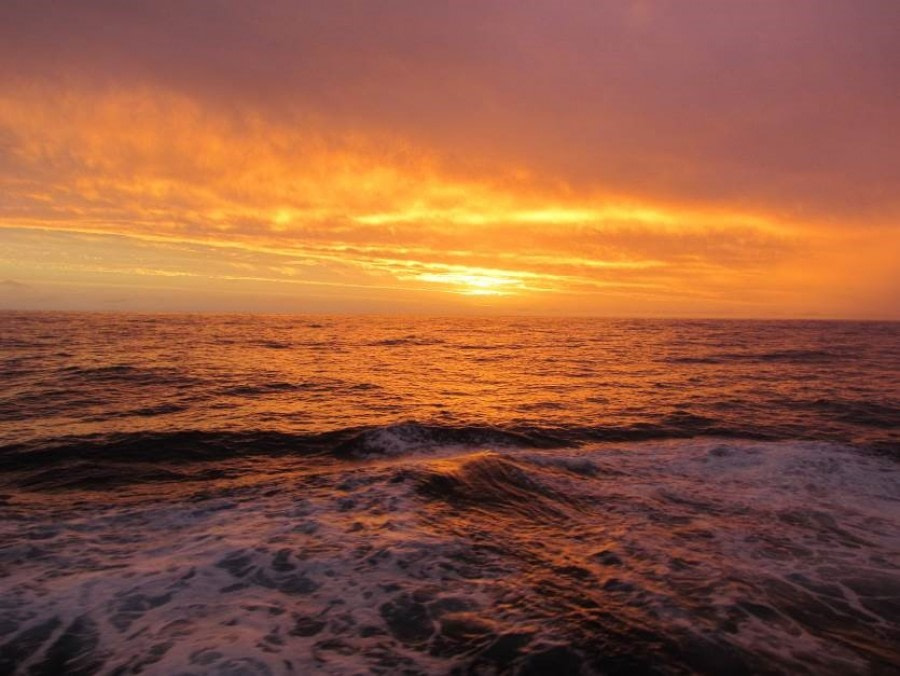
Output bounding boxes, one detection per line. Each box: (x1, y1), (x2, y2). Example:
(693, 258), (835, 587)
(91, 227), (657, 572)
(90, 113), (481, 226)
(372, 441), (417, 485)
(0, 1), (897, 316)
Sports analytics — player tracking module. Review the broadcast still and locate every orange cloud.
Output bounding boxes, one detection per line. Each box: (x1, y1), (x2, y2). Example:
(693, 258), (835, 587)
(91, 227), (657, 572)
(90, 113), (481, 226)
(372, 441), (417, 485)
(0, 84), (896, 317)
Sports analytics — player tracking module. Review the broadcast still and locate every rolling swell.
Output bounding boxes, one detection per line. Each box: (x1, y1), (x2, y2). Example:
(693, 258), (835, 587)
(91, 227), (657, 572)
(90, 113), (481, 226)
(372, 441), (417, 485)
(0, 430), (336, 491)
(1, 415), (896, 491)
(332, 422), (572, 457)
(0, 424), (566, 469)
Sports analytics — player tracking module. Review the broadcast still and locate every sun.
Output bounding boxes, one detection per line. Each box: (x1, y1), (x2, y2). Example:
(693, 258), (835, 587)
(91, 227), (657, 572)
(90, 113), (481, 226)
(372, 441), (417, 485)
(414, 271), (524, 296)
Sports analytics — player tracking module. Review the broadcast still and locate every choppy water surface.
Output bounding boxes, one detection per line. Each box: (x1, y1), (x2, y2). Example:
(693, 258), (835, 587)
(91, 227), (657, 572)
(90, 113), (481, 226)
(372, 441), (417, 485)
(0, 312), (898, 674)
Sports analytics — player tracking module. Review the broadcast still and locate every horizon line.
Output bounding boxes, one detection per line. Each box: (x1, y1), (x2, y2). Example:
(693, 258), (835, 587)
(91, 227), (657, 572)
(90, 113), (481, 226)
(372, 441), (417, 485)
(2, 307), (897, 323)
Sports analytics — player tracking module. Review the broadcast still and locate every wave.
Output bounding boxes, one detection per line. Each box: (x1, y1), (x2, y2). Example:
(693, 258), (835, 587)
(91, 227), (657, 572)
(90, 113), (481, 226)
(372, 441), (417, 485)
(0, 424), (570, 490)
(366, 335), (447, 347)
(250, 340), (293, 349)
(220, 380), (383, 397)
(332, 423), (571, 457)
(665, 348), (849, 365)
(56, 363), (198, 387)
(413, 452), (581, 522)
(0, 430), (336, 468)
(805, 398), (900, 429)
(220, 381), (329, 397)
(1, 415), (895, 491)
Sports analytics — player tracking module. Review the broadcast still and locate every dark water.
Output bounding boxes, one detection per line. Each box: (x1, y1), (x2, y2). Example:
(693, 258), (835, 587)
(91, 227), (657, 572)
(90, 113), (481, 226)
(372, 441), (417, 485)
(0, 312), (898, 674)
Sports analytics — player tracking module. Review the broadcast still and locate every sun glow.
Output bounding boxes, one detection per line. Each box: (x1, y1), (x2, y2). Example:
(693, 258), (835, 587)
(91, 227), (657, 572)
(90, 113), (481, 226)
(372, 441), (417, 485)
(414, 271), (529, 296)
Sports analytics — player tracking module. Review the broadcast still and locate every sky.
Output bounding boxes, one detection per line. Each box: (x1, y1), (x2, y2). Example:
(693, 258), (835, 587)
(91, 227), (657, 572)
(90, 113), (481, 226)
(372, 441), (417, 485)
(1, 1), (898, 317)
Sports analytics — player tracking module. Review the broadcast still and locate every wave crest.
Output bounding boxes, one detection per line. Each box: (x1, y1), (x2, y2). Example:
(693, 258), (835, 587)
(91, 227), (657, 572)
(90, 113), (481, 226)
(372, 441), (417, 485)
(413, 452), (577, 521)
(333, 422), (569, 458)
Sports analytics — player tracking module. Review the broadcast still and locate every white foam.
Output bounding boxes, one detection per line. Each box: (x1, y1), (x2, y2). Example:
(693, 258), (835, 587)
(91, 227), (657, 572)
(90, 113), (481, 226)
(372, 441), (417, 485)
(1, 439), (897, 674)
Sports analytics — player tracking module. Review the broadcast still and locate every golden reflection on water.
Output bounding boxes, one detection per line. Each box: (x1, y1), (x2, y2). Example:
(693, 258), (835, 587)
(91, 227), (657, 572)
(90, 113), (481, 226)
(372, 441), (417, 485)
(2, 314), (895, 452)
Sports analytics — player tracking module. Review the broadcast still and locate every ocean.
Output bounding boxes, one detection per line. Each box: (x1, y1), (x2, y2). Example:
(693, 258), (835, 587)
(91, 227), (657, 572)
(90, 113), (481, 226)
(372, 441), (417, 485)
(0, 312), (898, 674)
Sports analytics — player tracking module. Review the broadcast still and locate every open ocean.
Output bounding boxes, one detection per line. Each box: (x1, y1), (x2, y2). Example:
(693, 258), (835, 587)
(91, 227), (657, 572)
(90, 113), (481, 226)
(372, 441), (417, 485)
(0, 312), (898, 675)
